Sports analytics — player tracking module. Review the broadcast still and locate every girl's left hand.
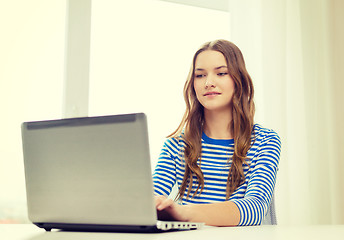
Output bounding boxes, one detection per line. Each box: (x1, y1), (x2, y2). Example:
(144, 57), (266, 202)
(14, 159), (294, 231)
(155, 195), (189, 222)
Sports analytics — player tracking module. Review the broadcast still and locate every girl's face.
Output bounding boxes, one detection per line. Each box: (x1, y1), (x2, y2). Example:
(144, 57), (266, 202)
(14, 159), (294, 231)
(193, 50), (235, 113)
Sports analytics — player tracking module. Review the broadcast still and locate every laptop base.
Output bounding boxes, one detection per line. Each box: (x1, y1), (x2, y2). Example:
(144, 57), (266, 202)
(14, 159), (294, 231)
(35, 222), (164, 233)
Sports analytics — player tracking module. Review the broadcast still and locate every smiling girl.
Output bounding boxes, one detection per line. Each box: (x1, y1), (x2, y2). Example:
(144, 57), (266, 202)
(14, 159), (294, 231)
(153, 39), (281, 226)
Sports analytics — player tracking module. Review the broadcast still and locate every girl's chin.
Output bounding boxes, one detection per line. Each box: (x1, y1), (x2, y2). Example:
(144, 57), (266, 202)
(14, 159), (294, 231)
(202, 105), (232, 113)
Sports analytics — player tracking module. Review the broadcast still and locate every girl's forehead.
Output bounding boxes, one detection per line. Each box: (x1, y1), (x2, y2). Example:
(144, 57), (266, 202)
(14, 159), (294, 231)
(195, 50), (227, 69)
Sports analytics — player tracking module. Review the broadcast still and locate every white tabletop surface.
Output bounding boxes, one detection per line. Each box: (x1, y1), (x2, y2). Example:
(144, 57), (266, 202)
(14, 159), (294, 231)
(1, 224), (344, 240)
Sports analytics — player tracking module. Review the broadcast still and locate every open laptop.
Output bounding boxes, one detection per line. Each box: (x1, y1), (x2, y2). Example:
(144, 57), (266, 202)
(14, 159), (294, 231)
(21, 113), (203, 232)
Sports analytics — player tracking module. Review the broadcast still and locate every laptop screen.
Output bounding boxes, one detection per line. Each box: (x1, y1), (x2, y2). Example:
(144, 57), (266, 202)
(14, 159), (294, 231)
(22, 113), (157, 226)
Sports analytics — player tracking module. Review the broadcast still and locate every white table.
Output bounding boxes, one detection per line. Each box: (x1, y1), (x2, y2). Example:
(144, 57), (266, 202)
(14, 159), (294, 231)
(1, 224), (344, 240)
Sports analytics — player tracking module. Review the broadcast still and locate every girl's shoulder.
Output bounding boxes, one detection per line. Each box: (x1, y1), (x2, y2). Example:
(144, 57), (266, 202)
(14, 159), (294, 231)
(252, 123), (281, 145)
(163, 132), (186, 149)
(251, 124), (282, 167)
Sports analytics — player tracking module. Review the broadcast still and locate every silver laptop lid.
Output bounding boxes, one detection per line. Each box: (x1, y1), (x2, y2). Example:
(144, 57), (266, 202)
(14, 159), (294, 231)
(22, 113), (157, 226)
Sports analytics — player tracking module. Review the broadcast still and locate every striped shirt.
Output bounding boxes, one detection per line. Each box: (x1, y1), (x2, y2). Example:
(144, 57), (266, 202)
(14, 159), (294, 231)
(153, 124), (281, 226)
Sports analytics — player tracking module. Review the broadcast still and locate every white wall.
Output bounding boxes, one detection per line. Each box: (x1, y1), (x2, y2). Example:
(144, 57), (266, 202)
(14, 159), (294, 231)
(0, 0), (66, 222)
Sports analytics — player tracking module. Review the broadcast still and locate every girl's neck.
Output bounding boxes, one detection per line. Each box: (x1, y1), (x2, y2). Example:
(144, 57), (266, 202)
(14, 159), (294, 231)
(203, 109), (233, 139)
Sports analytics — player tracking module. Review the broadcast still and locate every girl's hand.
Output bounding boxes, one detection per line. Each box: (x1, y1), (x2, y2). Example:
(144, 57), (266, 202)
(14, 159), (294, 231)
(155, 195), (189, 222)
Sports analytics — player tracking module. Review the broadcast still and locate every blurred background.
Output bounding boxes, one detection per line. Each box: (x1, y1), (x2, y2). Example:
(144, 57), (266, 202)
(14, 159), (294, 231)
(0, 0), (343, 225)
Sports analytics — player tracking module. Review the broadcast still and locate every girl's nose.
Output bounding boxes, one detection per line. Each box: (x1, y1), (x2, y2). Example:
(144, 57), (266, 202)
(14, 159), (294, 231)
(205, 76), (215, 88)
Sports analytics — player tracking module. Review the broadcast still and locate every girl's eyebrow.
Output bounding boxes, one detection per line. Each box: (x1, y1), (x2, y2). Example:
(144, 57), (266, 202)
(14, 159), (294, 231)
(215, 65), (228, 70)
(195, 65), (227, 71)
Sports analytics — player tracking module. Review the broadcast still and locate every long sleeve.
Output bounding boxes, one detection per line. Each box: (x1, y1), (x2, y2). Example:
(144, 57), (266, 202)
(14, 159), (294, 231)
(231, 131), (281, 226)
(152, 137), (180, 196)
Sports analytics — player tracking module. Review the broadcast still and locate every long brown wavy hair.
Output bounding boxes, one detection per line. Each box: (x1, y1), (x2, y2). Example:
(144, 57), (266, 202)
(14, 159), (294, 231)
(169, 39), (255, 200)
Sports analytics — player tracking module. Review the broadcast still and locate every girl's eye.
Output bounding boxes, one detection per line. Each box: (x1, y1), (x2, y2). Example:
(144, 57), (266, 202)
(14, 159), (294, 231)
(218, 72), (228, 76)
(195, 74), (205, 78)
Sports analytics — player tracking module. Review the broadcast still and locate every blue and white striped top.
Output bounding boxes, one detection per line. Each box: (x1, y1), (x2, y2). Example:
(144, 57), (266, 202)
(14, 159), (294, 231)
(153, 124), (281, 226)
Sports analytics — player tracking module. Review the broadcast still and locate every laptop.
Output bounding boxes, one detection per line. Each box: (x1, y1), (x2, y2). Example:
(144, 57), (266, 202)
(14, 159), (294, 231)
(21, 113), (204, 232)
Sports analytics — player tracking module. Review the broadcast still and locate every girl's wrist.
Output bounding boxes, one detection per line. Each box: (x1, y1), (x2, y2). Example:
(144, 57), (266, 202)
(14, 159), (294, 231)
(180, 204), (193, 222)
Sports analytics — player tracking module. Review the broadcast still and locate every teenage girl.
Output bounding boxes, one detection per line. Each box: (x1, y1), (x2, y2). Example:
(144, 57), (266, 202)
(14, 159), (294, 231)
(153, 39), (281, 226)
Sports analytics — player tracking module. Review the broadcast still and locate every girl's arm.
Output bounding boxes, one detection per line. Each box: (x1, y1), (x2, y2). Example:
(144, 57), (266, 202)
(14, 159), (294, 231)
(153, 138), (179, 196)
(155, 195), (240, 226)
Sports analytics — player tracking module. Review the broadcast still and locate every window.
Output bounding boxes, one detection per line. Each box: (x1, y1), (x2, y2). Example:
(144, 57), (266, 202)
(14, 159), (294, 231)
(89, 0), (230, 167)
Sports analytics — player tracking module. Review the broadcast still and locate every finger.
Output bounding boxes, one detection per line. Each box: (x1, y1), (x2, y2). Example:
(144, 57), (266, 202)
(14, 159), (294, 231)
(157, 198), (174, 211)
(155, 195), (167, 206)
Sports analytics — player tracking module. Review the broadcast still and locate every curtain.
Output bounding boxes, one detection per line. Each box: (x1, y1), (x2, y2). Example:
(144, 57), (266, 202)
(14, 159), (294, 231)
(229, 0), (344, 225)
